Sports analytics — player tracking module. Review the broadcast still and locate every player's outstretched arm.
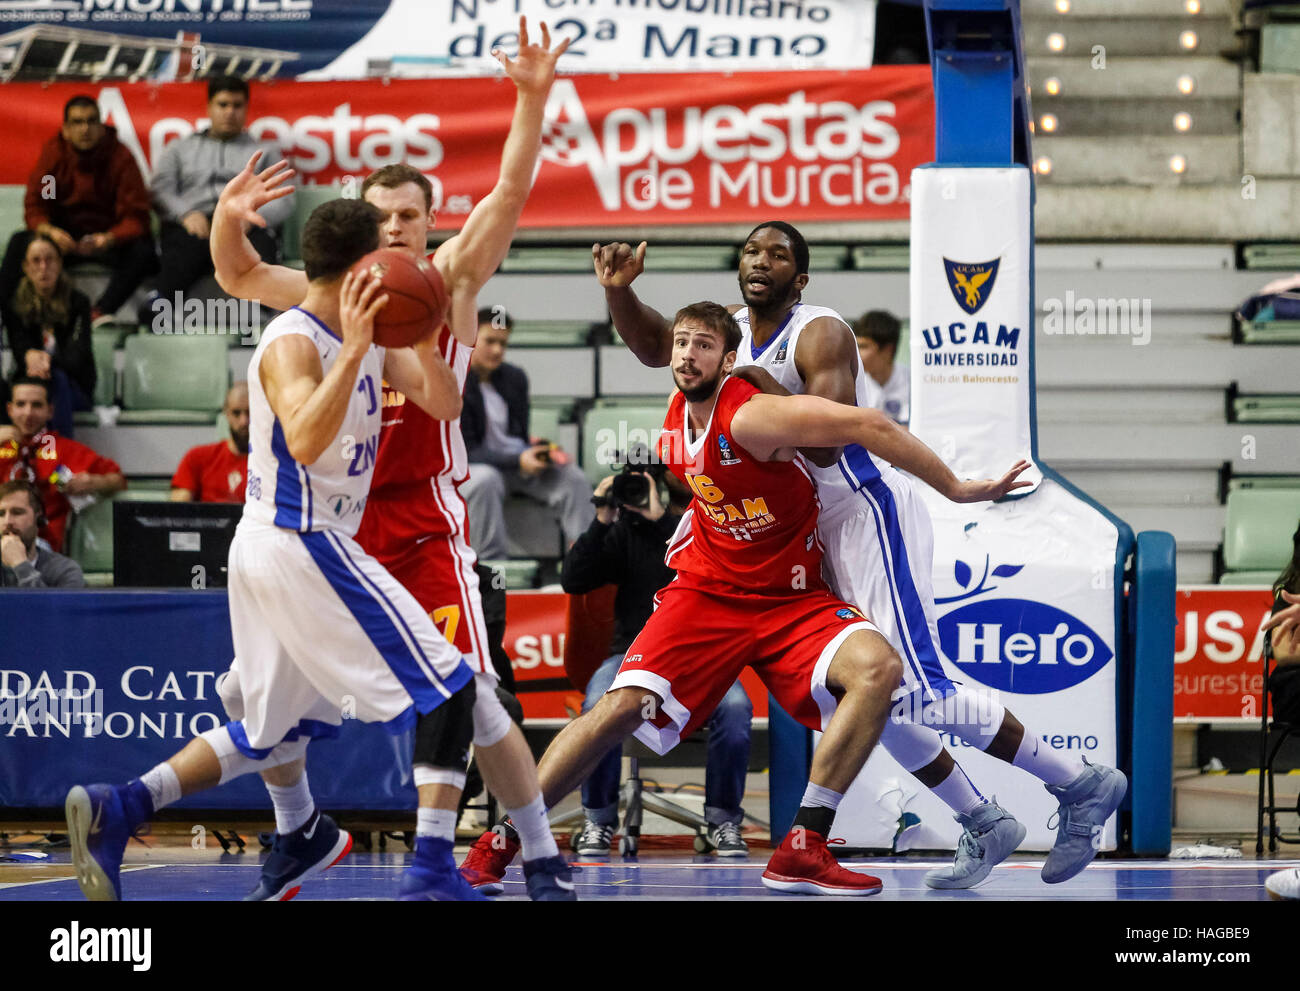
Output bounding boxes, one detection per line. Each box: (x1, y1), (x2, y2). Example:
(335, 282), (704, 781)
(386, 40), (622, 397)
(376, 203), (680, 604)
(212, 152), (308, 312)
(593, 241), (673, 367)
(731, 394), (1032, 503)
(382, 339), (462, 421)
(434, 17), (569, 298)
(260, 272), (379, 465)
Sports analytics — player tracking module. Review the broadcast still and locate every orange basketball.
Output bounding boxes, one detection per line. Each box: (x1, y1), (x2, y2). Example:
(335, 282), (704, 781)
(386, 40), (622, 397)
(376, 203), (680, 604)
(351, 248), (450, 349)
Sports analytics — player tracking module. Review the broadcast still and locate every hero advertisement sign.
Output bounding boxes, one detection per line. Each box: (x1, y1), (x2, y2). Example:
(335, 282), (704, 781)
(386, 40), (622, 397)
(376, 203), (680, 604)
(936, 553), (1113, 695)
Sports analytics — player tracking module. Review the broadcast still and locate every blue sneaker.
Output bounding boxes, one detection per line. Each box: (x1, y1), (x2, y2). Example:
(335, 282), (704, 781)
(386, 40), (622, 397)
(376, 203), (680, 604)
(244, 809), (352, 901)
(924, 800), (1026, 889)
(400, 837), (488, 901)
(65, 781), (151, 902)
(1042, 759), (1127, 884)
(524, 855), (577, 901)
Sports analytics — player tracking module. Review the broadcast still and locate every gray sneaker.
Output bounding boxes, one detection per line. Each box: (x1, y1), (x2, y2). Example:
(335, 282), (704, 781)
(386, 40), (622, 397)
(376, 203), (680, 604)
(1265, 867), (1300, 901)
(706, 820), (749, 857)
(924, 801), (1026, 889)
(1041, 759), (1127, 884)
(576, 819), (614, 857)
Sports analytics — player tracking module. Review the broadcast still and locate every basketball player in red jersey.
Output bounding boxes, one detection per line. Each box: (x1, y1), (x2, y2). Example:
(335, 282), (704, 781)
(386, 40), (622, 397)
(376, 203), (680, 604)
(210, 18), (574, 900)
(464, 301), (1029, 895)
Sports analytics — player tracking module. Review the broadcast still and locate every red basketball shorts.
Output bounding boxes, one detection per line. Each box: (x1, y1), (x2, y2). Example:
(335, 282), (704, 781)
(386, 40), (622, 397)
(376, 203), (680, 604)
(608, 574), (878, 754)
(357, 488), (492, 677)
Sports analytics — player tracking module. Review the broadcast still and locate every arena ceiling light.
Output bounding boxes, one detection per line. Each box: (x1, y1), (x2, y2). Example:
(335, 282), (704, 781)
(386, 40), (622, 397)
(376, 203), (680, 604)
(1180, 31), (1198, 50)
(1045, 77), (1061, 96)
(1035, 156), (1053, 176)
(1055, 0), (1070, 12)
(1040, 114), (1059, 133)
(1177, 74), (1196, 95)
(1174, 112), (1192, 132)
(1185, 0), (1201, 13)
(1047, 33), (1066, 52)
(1169, 154), (1188, 174)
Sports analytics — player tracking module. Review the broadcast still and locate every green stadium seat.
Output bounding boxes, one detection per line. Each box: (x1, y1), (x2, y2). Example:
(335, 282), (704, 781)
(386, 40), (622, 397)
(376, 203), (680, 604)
(498, 247), (596, 273)
(0, 185), (24, 244)
(1262, 23), (1300, 74)
(1241, 321), (1300, 345)
(808, 244), (849, 271)
(1219, 571), (1281, 586)
(478, 558), (539, 590)
(509, 320), (592, 346)
(65, 496), (115, 577)
(1230, 476), (1300, 492)
(1222, 488), (1300, 575)
(529, 405), (563, 445)
(1242, 244), (1300, 271)
(851, 244), (910, 270)
(581, 404), (664, 486)
(646, 246), (735, 271)
(90, 328), (120, 407)
(118, 335), (230, 424)
(282, 184), (343, 265)
(1234, 396), (1300, 423)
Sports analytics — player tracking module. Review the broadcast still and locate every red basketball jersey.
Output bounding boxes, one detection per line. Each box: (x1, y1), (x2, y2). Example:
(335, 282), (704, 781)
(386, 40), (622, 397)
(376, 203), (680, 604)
(361, 318), (471, 543)
(658, 376), (825, 594)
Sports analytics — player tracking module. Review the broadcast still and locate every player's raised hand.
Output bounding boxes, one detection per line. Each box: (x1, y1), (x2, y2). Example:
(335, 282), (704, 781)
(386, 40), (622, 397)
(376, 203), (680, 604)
(493, 17), (571, 94)
(950, 459), (1034, 503)
(1263, 590), (1300, 651)
(593, 241), (647, 288)
(218, 151), (296, 229)
(339, 270), (385, 357)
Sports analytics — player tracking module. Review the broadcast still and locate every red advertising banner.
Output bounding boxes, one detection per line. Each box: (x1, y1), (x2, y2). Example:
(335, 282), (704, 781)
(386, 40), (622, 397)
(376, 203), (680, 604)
(1, 69), (931, 227)
(503, 590), (770, 721)
(1174, 586), (1275, 720)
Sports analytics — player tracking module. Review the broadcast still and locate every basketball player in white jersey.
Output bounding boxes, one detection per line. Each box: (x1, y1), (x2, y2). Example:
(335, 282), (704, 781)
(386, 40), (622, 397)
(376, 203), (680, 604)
(591, 223), (1128, 888)
(208, 19), (574, 900)
(63, 198), (493, 902)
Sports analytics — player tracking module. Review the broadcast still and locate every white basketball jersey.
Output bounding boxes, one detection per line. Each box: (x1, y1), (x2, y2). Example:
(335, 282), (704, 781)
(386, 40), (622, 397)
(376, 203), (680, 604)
(243, 306), (387, 537)
(731, 302), (899, 524)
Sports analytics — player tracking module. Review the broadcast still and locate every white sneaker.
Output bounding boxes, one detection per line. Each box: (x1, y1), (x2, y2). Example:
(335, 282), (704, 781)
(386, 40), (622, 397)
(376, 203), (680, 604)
(1265, 867), (1300, 901)
(925, 800), (1026, 889)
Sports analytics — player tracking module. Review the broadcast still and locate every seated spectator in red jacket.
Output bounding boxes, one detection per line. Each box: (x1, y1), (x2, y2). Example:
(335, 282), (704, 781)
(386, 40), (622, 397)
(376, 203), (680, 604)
(2, 233), (95, 436)
(170, 382), (249, 503)
(0, 376), (125, 552)
(0, 95), (155, 324)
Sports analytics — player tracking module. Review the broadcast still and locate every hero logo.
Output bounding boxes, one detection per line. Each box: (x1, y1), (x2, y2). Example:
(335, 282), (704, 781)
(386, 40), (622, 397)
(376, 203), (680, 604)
(936, 555), (1112, 694)
(539, 79), (906, 212)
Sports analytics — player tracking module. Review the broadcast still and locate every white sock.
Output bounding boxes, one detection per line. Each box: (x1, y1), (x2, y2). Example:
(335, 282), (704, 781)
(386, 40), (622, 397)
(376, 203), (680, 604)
(930, 765), (987, 816)
(265, 773), (315, 834)
(507, 794), (559, 861)
(1012, 733), (1084, 786)
(417, 807), (457, 842)
(800, 782), (843, 811)
(140, 762), (182, 812)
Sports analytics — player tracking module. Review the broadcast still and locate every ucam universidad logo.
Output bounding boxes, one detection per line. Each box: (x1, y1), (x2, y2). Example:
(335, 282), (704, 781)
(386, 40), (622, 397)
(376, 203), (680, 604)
(935, 554), (1113, 694)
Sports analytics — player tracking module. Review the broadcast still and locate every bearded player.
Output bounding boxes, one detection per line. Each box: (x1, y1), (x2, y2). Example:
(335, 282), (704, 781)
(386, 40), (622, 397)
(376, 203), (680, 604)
(588, 225), (1128, 889)
(210, 18), (573, 901)
(462, 301), (1029, 895)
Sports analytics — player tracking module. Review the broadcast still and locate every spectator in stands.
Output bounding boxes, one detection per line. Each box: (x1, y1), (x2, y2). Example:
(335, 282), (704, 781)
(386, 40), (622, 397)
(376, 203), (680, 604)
(0, 376), (125, 552)
(138, 76), (292, 331)
(170, 382), (249, 503)
(461, 306), (593, 560)
(854, 309), (910, 427)
(2, 233), (94, 437)
(561, 467), (753, 857)
(0, 95), (154, 325)
(1263, 523), (1300, 726)
(0, 480), (85, 588)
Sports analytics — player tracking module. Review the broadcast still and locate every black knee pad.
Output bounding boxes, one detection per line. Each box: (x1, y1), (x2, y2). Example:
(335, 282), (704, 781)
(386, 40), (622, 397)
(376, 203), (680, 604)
(413, 680), (477, 771)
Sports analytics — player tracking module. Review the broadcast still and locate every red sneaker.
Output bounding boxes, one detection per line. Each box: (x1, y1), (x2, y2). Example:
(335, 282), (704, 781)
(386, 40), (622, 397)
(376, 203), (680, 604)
(761, 828), (882, 896)
(458, 829), (520, 896)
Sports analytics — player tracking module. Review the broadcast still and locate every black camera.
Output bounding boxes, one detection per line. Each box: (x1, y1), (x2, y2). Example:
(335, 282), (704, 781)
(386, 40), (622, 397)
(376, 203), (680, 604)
(593, 444), (667, 510)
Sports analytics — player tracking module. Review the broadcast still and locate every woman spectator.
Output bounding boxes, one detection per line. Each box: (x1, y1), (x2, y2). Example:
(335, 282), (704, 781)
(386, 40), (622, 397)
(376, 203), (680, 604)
(2, 233), (95, 436)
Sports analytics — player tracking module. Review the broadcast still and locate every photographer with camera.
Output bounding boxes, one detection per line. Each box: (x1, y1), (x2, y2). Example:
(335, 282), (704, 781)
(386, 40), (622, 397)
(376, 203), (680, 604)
(461, 306), (594, 560)
(561, 448), (753, 857)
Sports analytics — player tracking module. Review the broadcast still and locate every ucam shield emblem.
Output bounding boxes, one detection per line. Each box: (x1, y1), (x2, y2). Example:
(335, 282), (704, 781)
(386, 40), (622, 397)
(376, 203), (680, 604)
(938, 599), (1113, 694)
(943, 257), (1000, 315)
